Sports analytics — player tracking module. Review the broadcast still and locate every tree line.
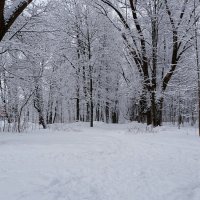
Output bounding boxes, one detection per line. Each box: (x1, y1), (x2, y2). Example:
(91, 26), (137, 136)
(0, 0), (200, 132)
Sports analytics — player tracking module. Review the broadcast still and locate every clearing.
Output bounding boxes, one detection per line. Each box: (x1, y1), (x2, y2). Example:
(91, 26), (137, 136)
(0, 122), (200, 200)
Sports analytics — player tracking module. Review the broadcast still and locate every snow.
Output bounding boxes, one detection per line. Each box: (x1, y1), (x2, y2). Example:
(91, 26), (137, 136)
(0, 122), (200, 200)
(4, 0), (30, 24)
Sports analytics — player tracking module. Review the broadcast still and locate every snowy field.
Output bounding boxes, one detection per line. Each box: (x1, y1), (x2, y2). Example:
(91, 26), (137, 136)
(0, 122), (200, 200)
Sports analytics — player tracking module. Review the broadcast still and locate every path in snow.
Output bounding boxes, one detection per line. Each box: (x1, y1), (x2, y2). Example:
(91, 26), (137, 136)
(0, 122), (200, 200)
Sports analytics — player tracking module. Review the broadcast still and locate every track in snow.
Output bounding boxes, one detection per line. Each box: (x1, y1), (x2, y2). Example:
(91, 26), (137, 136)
(0, 122), (200, 200)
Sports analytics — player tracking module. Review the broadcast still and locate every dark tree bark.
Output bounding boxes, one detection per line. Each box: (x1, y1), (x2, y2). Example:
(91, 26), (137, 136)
(105, 102), (109, 123)
(111, 111), (118, 123)
(76, 97), (80, 121)
(0, 0), (33, 41)
(33, 83), (47, 129)
(90, 76), (94, 127)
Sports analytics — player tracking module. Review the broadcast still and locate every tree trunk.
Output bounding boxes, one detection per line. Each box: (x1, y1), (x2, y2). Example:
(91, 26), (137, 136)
(39, 114), (47, 129)
(89, 68), (93, 127)
(33, 82), (47, 129)
(105, 102), (109, 123)
(76, 97), (80, 121)
(111, 111), (118, 123)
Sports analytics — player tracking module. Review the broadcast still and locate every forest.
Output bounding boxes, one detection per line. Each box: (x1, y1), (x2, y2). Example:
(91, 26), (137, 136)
(0, 0), (199, 132)
(1, 1), (200, 200)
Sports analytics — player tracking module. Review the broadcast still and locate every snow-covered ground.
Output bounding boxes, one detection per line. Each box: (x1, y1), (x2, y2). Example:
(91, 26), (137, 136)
(0, 122), (200, 200)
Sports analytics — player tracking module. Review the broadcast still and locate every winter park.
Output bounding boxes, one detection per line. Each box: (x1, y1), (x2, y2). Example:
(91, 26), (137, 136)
(1, 0), (200, 200)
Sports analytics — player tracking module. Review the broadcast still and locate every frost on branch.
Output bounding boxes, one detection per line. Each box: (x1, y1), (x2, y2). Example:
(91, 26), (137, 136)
(4, 0), (30, 23)
(0, 0), (33, 41)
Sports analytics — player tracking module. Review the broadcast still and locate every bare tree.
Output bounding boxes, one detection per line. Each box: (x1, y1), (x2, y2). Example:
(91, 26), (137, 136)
(0, 0), (33, 41)
(98, 0), (198, 126)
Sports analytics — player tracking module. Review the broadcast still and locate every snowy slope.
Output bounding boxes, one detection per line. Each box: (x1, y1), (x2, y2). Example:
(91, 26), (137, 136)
(0, 122), (200, 200)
